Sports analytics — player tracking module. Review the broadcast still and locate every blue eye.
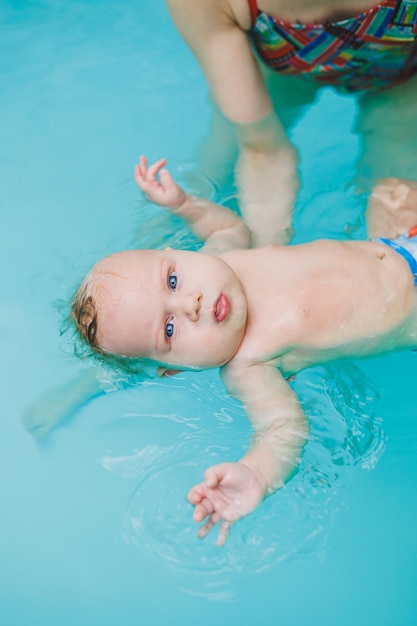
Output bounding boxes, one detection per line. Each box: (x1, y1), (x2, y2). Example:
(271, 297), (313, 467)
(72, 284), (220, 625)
(165, 320), (175, 339)
(168, 272), (177, 290)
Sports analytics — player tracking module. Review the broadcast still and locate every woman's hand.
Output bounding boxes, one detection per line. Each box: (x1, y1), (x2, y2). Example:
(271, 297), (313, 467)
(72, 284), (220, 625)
(367, 177), (417, 238)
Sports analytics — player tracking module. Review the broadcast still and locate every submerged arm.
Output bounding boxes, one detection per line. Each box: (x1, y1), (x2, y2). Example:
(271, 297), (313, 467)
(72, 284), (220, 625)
(230, 364), (308, 491)
(22, 367), (108, 438)
(135, 156), (250, 253)
(166, 0), (299, 245)
(187, 363), (309, 545)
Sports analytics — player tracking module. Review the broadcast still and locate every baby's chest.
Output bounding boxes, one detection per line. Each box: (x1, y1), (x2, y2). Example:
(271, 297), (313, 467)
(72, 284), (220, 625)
(240, 301), (351, 369)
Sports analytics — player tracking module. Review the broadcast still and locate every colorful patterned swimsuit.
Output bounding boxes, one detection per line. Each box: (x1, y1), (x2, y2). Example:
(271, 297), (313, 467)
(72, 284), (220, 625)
(248, 0), (417, 90)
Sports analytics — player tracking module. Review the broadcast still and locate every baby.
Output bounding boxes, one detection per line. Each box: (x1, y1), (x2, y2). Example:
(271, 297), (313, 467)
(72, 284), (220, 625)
(72, 157), (417, 545)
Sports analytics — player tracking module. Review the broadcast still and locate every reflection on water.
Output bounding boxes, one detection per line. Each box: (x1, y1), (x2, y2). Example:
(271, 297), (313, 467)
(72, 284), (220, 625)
(100, 361), (385, 600)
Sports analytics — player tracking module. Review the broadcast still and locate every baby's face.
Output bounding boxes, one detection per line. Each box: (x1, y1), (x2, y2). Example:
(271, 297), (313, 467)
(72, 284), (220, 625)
(94, 249), (247, 369)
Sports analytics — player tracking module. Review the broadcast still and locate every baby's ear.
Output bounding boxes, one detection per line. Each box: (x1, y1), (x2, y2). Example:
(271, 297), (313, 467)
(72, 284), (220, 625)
(156, 366), (181, 378)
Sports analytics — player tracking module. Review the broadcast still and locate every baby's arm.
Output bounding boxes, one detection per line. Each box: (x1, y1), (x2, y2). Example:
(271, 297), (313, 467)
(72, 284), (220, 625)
(22, 367), (107, 438)
(135, 156), (251, 253)
(187, 363), (308, 545)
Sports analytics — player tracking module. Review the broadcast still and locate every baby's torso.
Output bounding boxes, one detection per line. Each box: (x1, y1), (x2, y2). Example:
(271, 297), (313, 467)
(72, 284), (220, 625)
(239, 0), (417, 91)
(224, 240), (417, 376)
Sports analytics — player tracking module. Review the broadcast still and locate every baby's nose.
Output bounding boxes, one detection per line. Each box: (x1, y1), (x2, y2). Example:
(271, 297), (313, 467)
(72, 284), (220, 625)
(186, 292), (202, 321)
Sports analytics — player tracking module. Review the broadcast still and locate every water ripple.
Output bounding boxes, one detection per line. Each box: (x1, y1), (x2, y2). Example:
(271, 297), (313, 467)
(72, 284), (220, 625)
(100, 361), (385, 599)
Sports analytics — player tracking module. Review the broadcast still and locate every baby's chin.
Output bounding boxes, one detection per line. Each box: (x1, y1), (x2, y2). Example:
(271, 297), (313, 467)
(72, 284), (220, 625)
(182, 341), (244, 370)
(157, 358), (227, 372)
(158, 347), (239, 372)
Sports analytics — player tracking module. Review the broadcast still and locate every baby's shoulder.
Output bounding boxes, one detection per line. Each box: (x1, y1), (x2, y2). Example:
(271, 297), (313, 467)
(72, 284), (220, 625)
(222, 339), (286, 374)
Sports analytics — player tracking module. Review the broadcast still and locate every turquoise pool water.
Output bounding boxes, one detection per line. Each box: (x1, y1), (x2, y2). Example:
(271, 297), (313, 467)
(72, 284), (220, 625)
(1, 1), (416, 624)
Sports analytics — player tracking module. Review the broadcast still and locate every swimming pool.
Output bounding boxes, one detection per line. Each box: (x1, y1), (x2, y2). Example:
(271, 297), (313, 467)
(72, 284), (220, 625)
(1, 0), (416, 624)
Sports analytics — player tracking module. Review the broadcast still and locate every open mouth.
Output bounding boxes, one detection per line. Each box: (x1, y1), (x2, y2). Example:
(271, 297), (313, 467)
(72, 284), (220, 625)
(214, 293), (230, 322)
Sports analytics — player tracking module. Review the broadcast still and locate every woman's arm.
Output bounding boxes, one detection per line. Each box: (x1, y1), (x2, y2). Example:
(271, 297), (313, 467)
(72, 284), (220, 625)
(167, 0), (272, 123)
(166, 0), (299, 245)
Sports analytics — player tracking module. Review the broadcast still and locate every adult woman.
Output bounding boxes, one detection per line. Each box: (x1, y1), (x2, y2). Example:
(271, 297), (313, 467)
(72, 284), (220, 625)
(166, 0), (417, 245)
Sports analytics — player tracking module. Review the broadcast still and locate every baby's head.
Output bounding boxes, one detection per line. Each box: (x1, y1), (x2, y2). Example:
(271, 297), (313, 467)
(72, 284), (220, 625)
(72, 248), (248, 372)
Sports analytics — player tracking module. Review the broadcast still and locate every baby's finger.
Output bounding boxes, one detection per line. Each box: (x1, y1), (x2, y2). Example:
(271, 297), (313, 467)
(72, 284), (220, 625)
(158, 168), (174, 190)
(136, 155), (147, 178)
(204, 467), (219, 488)
(134, 164), (144, 184)
(216, 520), (232, 547)
(135, 156), (150, 184)
(187, 482), (205, 504)
(197, 512), (222, 539)
(147, 158), (167, 182)
(193, 497), (215, 522)
(197, 518), (214, 539)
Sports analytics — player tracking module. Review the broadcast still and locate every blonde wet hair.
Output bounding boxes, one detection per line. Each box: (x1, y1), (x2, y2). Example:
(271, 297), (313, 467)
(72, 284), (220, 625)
(70, 262), (154, 378)
(71, 268), (103, 354)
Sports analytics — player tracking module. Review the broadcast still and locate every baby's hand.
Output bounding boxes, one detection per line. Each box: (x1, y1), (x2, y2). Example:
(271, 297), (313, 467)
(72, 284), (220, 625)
(134, 156), (187, 211)
(187, 462), (265, 546)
